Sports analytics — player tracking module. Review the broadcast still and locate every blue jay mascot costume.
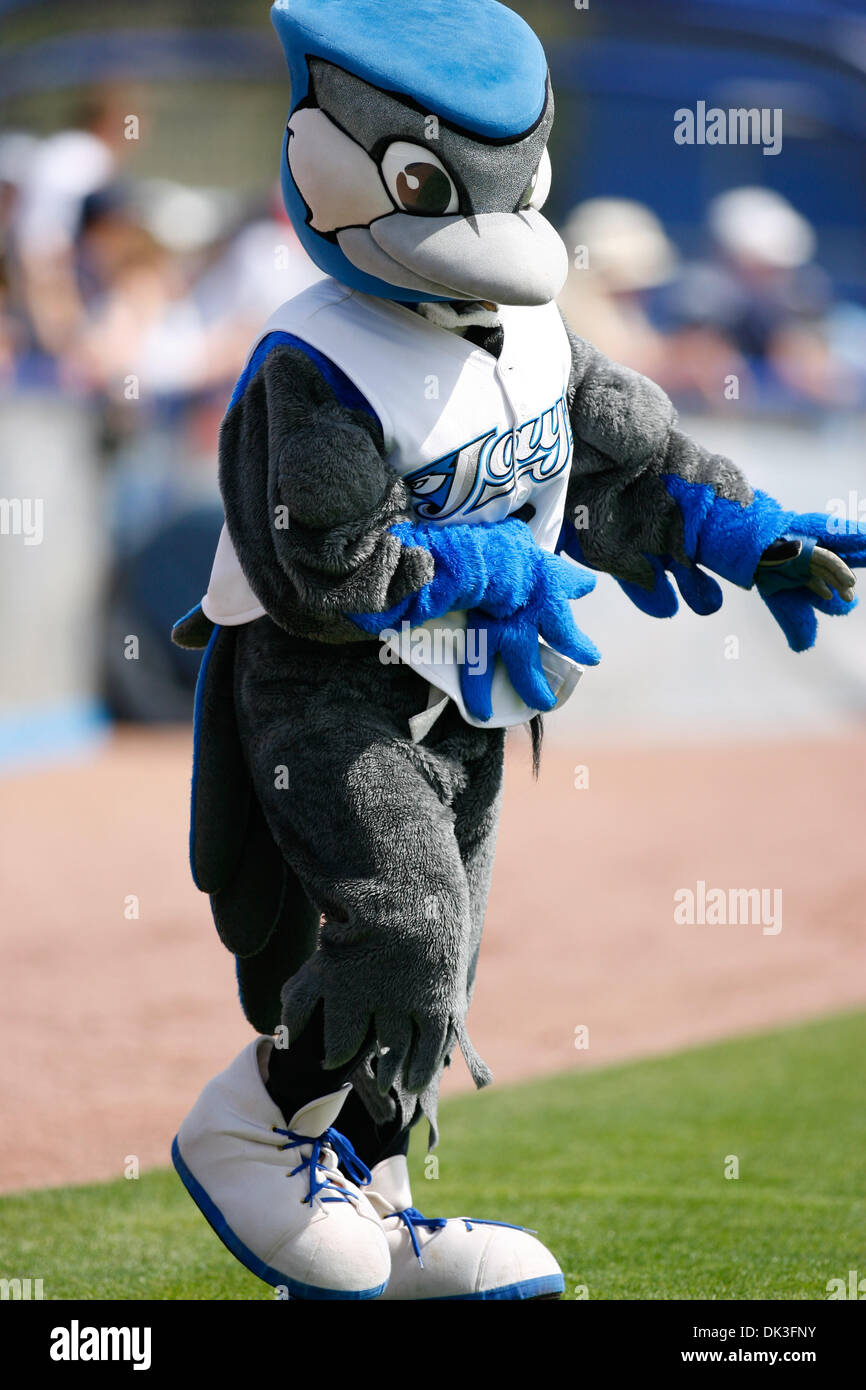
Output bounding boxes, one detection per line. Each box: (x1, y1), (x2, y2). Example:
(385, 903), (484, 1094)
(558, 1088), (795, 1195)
(171, 0), (864, 1301)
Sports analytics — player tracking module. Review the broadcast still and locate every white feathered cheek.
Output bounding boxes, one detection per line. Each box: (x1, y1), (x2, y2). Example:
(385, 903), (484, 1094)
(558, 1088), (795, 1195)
(287, 107), (393, 233)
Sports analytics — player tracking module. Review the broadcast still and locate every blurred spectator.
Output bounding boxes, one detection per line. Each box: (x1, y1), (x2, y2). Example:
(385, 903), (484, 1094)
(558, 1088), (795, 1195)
(0, 132), (36, 247)
(11, 87), (136, 364)
(75, 184), (148, 307)
(659, 187), (862, 409)
(195, 183), (323, 341)
(0, 258), (19, 387)
(73, 178), (321, 405)
(74, 221), (205, 398)
(558, 198), (679, 381)
(0, 133), (38, 382)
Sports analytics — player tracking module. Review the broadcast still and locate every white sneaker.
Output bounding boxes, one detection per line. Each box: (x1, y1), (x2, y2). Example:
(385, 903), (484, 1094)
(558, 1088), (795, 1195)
(172, 1037), (390, 1300)
(367, 1154), (564, 1300)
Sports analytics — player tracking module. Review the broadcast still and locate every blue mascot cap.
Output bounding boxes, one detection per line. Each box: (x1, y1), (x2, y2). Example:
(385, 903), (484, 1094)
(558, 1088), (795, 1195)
(271, 0), (549, 139)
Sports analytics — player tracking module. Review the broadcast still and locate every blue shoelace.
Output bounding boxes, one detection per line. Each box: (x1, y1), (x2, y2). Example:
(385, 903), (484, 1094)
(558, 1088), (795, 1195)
(272, 1126), (373, 1205)
(387, 1206), (534, 1268)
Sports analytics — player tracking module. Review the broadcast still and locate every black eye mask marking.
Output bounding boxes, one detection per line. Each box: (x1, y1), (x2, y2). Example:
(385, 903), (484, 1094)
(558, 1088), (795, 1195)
(305, 56), (554, 218)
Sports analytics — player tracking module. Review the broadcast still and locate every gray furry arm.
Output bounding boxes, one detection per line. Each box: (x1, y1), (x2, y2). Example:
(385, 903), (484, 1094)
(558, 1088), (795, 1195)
(559, 315), (761, 590)
(218, 343), (433, 636)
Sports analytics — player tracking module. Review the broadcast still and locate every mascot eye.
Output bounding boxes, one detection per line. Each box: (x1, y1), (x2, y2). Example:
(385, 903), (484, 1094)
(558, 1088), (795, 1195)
(380, 142), (459, 216)
(518, 148), (552, 212)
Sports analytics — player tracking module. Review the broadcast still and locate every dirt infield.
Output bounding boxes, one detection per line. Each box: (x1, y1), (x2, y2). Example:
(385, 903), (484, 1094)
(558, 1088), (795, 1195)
(2, 724), (865, 1193)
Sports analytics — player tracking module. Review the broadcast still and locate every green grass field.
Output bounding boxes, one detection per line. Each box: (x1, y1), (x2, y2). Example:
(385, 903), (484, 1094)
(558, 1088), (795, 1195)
(2, 1011), (864, 1300)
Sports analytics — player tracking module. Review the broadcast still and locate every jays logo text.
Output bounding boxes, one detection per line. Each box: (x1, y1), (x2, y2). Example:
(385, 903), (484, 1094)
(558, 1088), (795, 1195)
(405, 395), (572, 520)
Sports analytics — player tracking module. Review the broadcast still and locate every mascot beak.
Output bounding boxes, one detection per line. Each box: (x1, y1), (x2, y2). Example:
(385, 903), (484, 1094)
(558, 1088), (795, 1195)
(358, 208), (570, 307)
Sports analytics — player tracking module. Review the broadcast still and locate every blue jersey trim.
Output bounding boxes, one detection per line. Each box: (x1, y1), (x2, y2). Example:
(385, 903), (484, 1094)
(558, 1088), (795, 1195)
(227, 330), (378, 420)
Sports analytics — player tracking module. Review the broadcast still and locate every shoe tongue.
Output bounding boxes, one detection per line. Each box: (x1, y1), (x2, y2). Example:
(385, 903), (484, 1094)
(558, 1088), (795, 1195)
(369, 1154), (414, 1211)
(288, 1083), (352, 1138)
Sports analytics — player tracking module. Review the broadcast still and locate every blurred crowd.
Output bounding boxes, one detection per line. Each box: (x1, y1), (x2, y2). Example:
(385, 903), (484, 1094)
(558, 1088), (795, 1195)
(3, 92), (864, 427)
(1, 88), (864, 731)
(559, 191), (866, 414)
(0, 92), (323, 544)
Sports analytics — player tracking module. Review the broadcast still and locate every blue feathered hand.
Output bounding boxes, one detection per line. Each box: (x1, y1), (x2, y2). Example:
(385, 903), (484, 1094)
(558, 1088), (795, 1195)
(754, 516), (862, 652)
(462, 559), (599, 721)
(349, 517), (599, 717)
(558, 520), (724, 620)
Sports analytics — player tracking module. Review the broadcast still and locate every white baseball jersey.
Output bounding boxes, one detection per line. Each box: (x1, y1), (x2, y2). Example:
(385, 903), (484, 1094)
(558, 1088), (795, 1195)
(203, 276), (585, 728)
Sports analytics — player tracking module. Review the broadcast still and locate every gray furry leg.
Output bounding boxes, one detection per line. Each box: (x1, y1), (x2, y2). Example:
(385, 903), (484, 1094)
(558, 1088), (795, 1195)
(233, 622), (499, 1142)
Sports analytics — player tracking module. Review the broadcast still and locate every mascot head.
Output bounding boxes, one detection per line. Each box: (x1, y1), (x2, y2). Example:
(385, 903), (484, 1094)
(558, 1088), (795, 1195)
(270, 0), (568, 305)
